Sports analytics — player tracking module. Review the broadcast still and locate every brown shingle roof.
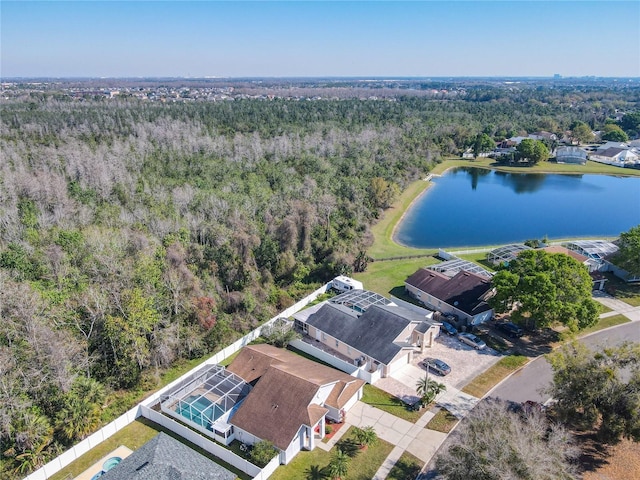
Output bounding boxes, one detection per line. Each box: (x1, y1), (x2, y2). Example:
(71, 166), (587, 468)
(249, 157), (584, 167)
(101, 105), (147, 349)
(227, 344), (364, 451)
(406, 269), (494, 316)
(230, 367), (327, 450)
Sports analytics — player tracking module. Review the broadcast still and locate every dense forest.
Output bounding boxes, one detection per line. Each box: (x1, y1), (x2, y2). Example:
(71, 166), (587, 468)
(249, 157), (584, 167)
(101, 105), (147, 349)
(1, 81), (639, 477)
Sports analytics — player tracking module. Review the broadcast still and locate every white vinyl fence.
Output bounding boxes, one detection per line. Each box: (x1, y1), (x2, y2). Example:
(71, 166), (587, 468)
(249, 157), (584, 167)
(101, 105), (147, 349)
(25, 282), (331, 480)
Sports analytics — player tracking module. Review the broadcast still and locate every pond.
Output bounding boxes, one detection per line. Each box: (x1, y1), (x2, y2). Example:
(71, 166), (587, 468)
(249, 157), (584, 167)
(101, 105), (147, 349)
(394, 167), (640, 249)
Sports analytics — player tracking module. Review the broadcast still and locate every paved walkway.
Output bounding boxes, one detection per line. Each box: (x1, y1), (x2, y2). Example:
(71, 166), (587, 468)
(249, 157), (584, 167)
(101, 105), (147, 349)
(317, 388), (477, 479)
(593, 290), (640, 322)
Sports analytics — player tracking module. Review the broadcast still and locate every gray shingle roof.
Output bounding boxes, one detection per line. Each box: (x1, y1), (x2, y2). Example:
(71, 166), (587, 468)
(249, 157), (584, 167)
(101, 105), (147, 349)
(100, 432), (236, 480)
(306, 304), (416, 365)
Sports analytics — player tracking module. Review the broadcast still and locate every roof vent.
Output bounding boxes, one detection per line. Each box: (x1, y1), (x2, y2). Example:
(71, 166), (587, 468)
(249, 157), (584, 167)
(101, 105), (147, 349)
(454, 301), (459, 306)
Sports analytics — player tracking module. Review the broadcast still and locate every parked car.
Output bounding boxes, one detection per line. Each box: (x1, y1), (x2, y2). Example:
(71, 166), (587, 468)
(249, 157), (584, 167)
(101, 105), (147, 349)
(496, 321), (524, 338)
(457, 332), (487, 350)
(440, 321), (458, 336)
(420, 358), (451, 376)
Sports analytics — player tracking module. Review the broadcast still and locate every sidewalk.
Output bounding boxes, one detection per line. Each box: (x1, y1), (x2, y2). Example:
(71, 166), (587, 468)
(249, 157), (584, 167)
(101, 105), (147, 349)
(318, 391), (475, 479)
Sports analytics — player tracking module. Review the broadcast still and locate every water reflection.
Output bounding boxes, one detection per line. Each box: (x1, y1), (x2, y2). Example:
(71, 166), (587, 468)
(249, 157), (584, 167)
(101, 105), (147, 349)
(493, 170), (547, 193)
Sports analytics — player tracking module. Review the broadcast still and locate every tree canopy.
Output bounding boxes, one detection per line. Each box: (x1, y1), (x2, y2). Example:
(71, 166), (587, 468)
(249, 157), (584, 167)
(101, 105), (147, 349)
(472, 133), (495, 157)
(489, 250), (599, 331)
(570, 121), (594, 144)
(601, 123), (629, 142)
(611, 225), (640, 277)
(516, 138), (549, 165)
(434, 398), (579, 480)
(546, 342), (640, 444)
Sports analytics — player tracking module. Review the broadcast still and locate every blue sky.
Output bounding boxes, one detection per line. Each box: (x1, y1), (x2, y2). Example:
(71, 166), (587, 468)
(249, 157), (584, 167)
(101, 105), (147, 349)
(2, 1), (639, 78)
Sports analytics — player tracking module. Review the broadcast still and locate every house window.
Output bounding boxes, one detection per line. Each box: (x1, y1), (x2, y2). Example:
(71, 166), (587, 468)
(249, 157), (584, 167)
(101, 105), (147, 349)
(335, 339), (339, 348)
(322, 333), (326, 340)
(347, 346), (351, 354)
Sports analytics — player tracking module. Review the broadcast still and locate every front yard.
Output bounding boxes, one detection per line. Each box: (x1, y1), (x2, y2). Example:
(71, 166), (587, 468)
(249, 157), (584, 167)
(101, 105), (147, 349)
(268, 426), (394, 480)
(361, 384), (424, 423)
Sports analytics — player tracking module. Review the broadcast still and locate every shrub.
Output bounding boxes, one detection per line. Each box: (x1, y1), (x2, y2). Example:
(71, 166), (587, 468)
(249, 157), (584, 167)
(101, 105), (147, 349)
(249, 440), (277, 467)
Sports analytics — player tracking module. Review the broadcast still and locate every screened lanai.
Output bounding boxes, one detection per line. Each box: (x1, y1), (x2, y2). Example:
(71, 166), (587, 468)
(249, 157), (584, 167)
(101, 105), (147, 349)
(427, 257), (493, 278)
(486, 244), (532, 266)
(330, 289), (394, 313)
(563, 240), (619, 260)
(160, 364), (251, 435)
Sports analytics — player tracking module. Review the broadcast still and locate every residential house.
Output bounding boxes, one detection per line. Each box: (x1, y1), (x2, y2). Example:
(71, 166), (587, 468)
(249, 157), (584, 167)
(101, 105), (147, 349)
(405, 269), (495, 327)
(226, 344), (365, 465)
(101, 432), (236, 480)
(299, 297), (440, 381)
(589, 146), (639, 167)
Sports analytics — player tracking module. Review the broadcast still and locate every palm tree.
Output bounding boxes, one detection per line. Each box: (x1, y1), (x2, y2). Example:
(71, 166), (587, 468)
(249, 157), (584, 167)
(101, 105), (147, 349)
(327, 449), (350, 480)
(416, 375), (446, 407)
(305, 464), (327, 480)
(352, 425), (378, 449)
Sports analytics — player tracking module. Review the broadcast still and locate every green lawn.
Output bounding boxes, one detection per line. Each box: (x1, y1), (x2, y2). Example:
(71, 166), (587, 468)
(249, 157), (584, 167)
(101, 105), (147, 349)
(430, 157), (640, 177)
(386, 451), (424, 480)
(462, 355), (529, 398)
(425, 408), (459, 434)
(49, 418), (249, 480)
(361, 384), (423, 423)
(353, 256), (440, 297)
(268, 426), (393, 480)
(604, 273), (640, 307)
(367, 179), (436, 260)
(578, 314), (631, 336)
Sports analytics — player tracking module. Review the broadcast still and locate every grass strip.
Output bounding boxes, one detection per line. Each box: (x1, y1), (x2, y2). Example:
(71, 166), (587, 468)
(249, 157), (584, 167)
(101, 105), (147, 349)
(386, 451), (425, 480)
(425, 408), (459, 434)
(578, 314), (631, 336)
(462, 355), (529, 398)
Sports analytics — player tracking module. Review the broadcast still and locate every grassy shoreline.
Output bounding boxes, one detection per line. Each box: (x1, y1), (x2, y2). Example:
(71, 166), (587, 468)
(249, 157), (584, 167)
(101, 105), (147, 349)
(368, 158), (633, 259)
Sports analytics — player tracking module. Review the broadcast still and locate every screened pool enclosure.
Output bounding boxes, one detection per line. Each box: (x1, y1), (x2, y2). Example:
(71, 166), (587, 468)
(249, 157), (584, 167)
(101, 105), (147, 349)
(160, 364), (251, 438)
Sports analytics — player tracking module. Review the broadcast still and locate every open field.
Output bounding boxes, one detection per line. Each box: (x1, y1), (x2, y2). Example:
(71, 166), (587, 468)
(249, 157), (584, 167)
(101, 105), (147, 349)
(353, 256), (440, 298)
(367, 179), (435, 259)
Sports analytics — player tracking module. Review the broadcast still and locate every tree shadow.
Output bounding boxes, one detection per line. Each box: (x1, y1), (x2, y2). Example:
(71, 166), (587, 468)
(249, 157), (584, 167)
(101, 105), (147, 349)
(305, 464), (328, 480)
(387, 457), (423, 479)
(335, 438), (360, 458)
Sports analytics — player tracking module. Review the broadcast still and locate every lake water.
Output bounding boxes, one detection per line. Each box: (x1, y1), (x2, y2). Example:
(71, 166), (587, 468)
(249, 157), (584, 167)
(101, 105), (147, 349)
(394, 168), (640, 248)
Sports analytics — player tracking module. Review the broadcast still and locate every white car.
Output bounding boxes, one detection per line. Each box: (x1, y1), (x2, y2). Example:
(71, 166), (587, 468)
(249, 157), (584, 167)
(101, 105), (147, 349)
(457, 332), (487, 350)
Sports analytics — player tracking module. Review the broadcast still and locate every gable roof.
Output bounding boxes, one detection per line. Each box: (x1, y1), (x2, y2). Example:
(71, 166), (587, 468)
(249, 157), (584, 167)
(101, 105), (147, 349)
(230, 366), (328, 450)
(101, 432), (235, 480)
(306, 303), (418, 365)
(227, 344), (364, 451)
(406, 269), (494, 316)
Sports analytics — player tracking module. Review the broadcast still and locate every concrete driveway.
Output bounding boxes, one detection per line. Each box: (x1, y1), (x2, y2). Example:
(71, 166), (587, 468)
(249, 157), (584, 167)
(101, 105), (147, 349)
(375, 334), (502, 407)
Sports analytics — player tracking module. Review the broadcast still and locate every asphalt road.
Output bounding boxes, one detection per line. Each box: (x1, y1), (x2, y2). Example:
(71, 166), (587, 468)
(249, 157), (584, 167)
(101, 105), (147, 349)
(489, 321), (640, 404)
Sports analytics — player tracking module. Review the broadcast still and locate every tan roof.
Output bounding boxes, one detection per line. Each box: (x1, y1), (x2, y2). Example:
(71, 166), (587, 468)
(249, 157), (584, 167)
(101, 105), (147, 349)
(324, 380), (363, 410)
(542, 246), (588, 263)
(228, 344), (364, 450)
